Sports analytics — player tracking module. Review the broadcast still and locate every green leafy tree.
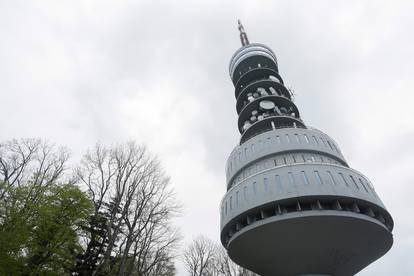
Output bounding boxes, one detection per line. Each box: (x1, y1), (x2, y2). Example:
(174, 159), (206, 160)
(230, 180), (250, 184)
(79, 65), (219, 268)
(0, 139), (94, 275)
(0, 182), (93, 275)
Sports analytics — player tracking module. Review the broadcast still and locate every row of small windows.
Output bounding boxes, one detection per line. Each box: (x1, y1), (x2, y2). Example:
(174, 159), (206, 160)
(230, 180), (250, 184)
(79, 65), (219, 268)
(223, 170), (375, 216)
(227, 132), (340, 175)
(230, 153), (341, 188)
(222, 198), (390, 245)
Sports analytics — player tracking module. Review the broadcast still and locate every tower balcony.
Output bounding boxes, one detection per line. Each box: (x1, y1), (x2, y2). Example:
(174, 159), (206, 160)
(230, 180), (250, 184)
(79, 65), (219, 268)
(240, 116), (306, 144)
(236, 79), (292, 110)
(229, 43), (279, 81)
(234, 67), (283, 98)
(220, 162), (393, 276)
(237, 94), (300, 124)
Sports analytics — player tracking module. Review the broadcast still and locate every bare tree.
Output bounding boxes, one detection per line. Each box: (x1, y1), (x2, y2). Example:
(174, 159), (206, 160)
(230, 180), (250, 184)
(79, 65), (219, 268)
(184, 236), (257, 276)
(0, 138), (69, 198)
(213, 246), (257, 276)
(0, 138), (70, 223)
(214, 245), (239, 276)
(75, 142), (181, 275)
(184, 235), (217, 276)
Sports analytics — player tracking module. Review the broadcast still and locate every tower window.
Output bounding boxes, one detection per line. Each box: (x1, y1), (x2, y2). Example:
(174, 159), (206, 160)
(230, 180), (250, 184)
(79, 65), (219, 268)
(295, 134), (300, 143)
(276, 135), (281, 144)
(313, 136), (319, 145)
(314, 171), (323, 185)
(359, 178), (369, 193)
(366, 181), (375, 192)
(285, 134), (290, 144)
(350, 175), (359, 190)
(320, 137), (327, 147)
(275, 174), (282, 190)
(288, 172), (295, 185)
(327, 171), (336, 185)
(253, 181), (257, 194)
(264, 177), (269, 191)
(304, 134), (310, 144)
(301, 171), (310, 185)
(327, 140), (334, 151)
(243, 186), (248, 200)
(339, 172), (349, 187)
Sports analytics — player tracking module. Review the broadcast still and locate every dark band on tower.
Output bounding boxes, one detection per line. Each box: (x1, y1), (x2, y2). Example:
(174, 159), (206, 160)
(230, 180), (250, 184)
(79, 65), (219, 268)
(231, 20), (304, 144)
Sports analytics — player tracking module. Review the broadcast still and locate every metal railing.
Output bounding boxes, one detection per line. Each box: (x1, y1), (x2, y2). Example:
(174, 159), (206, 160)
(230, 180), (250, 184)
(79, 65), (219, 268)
(240, 121), (307, 144)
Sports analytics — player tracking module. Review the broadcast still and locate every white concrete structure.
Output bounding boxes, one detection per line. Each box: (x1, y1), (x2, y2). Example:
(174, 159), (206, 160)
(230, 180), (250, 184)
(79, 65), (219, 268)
(219, 21), (393, 276)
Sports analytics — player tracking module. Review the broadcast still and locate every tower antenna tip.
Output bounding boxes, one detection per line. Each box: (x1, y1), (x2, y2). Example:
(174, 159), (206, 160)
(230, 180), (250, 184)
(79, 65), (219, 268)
(237, 19), (250, 46)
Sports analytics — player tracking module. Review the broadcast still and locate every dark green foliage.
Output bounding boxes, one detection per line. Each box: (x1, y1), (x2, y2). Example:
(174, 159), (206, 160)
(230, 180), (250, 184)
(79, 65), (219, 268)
(74, 210), (111, 275)
(0, 182), (93, 275)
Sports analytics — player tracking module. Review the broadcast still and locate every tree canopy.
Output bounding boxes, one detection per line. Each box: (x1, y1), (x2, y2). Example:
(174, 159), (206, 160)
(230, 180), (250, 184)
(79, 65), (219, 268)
(0, 139), (181, 276)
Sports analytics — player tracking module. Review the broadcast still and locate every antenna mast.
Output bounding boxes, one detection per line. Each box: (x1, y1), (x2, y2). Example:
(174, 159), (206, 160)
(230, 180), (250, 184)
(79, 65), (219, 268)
(238, 20), (250, 46)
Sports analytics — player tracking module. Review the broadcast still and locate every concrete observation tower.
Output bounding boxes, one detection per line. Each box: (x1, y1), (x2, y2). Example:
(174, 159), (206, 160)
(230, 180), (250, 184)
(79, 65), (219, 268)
(219, 21), (393, 276)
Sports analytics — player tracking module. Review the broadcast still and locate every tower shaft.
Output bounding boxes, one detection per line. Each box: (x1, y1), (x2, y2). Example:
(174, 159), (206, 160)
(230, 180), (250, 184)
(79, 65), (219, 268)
(220, 22), (393, 276)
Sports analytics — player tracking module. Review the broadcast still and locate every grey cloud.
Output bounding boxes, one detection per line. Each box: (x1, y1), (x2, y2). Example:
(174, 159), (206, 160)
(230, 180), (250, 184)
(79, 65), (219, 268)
(0, 1), (413, 275)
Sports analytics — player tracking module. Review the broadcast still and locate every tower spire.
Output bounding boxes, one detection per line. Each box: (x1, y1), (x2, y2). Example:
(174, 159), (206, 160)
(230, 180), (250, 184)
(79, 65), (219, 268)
(238, 19), (250, 46)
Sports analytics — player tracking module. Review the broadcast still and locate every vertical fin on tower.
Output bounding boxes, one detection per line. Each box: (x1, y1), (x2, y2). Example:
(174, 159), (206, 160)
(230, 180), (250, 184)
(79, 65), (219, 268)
(238, 19), (250, 46)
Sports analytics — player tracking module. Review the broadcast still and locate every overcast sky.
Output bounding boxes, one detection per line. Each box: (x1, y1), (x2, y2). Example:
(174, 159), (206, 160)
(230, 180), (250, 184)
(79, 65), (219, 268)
(1, 1), (413, 275)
